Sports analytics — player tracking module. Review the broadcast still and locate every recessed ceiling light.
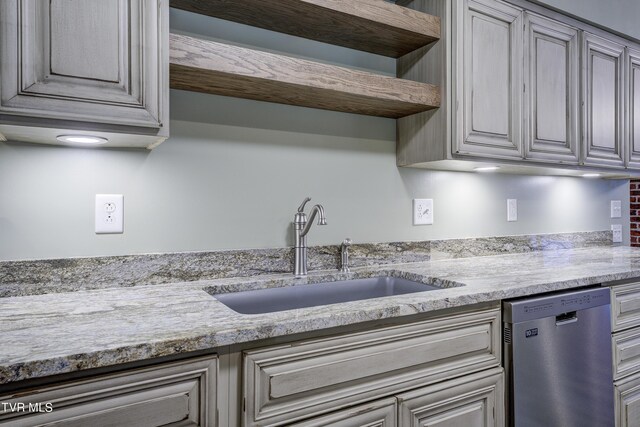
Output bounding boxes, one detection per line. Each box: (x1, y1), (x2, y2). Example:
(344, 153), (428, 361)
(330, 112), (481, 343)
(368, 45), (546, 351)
(582, 173), (601, 178)
(56, 135), (108, 145)
(474, 166), (500, 172)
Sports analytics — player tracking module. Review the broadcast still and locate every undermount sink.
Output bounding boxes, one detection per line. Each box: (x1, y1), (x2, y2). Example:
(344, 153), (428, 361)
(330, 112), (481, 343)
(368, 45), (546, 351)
(210, 276), (441, 314)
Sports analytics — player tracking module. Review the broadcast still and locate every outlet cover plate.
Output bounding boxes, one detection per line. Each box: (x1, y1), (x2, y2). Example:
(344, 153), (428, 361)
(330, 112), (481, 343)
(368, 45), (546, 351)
(96, 194), (123, 234)
(612, 224), (622, 243)
(611, 200), (622, 218)
(413, 199), (433, 225)
(507, 199), (518, 222)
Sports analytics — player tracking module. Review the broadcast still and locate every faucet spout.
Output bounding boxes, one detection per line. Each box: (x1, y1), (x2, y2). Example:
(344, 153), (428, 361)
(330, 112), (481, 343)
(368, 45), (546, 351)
(293, 198), (327, 277)
(300, 204), (326, 237)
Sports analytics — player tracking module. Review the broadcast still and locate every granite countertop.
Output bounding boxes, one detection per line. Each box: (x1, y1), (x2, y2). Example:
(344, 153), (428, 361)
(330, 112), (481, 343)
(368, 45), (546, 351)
(2, 245), (640, 385)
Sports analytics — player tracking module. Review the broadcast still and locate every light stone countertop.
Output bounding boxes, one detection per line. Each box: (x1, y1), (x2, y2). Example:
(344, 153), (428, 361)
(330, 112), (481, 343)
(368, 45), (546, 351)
(2, 245), (640, 385)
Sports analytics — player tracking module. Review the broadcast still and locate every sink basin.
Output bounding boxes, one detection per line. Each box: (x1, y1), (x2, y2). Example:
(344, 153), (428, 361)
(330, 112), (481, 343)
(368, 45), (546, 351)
(210, 276), (440, 314)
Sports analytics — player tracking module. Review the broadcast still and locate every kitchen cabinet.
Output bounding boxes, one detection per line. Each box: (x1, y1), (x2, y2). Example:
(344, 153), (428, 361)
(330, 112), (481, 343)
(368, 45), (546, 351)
(242, 304), (501, 426)
(398, 0), (639, 177)
(523, 13), (580, 164)
(609, 280), (640, 427)
(0, 355), (218, 426)
(455, 0), (523, 160)
(616, 372), (640, 427)
(289, 398), (398, 427)
(582, 32), (626, 168)
(0, 0), (169, 149)
(397, 368), (503, 427)
(627, 47), (640, 169)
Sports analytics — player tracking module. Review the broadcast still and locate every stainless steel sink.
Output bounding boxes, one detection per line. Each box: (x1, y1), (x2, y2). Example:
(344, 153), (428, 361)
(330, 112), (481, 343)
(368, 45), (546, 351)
(210, 276), (441, 314)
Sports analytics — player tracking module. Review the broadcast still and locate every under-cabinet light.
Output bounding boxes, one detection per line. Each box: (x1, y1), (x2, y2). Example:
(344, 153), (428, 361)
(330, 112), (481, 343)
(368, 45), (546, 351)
(473, 166), (500, 172)
(56, 135), (108, 145)
(582, 173), (601, 178)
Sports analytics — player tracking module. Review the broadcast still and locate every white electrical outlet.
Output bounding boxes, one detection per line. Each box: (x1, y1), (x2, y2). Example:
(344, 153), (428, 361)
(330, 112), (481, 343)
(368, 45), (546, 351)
(95, 194), (123, 234)
(507, 199), (518, 222)
(413, 199), (433, 225)
(611, 200), (622, 218)
(612, 224), (623, 243)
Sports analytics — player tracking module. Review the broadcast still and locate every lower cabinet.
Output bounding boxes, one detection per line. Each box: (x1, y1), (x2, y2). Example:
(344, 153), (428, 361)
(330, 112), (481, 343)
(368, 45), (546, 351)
(0, 355), (218, 427)
(615, 372), (640, 427)
(285, 368), (504, 427)
(609, 280), (640, 427)
(242, 304), (501, 426)
(289, 398), (398, 427)
(397, 368), (503, 427)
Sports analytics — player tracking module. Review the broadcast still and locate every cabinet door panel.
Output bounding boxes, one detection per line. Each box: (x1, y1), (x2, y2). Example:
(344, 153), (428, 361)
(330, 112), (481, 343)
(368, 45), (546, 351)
(289, 398), (397, 427)
(627, 48), (640, 169)
(397, 368), (504, 427)
(0, 356), (217, 427)
(615, 371), (640, 427)
(0, 0), (166, 131)
(582, 32), (625, 168)
(524, 13), (579, 164)
(456, 0), (523, 159)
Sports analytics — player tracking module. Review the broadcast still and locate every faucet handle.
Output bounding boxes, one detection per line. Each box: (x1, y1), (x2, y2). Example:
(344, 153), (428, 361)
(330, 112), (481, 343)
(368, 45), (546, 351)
(297, 197), (312, 213)
(342, 238), (352, 247)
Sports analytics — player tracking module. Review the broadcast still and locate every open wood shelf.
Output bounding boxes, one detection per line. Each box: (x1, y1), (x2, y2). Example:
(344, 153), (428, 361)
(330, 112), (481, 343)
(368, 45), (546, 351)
(169, 0), (440, 58)
(169, 33), (441, 118)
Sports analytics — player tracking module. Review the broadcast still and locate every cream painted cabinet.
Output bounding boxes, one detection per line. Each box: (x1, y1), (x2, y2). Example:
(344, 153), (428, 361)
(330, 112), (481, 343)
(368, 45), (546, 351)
(0, 356), (218, 427)
(627, 47), (640, 169)
(523, 12), (580, 164)
(0, 0), (169, 149)
(454, 0), (523, 159)
(581, 32), (626, 168)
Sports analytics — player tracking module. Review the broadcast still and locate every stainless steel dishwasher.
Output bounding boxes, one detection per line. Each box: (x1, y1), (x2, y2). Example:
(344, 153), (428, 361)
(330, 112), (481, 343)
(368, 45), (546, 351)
(503, 287), (614, 427)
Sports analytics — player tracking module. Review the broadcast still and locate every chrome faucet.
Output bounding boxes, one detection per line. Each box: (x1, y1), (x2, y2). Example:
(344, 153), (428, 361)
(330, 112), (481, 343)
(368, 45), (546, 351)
(294, 197), (326, 277)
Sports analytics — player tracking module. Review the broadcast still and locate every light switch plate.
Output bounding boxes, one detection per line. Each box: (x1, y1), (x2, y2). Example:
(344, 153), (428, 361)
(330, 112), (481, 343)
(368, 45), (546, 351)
(507, 199), (518, 222)
(96, 194), (123, 234)
(413, 199), (433, 225)
(612, 224), (623, 243)
(611, 200), (622, 218)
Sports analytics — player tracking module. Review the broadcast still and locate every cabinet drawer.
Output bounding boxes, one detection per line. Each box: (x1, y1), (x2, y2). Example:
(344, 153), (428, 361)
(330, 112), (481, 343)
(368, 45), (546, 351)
(615, 371), (640, 427)
(243, 306), (500, 426)
(0, 355), (217, 427)
(614, 328), (640, 380)
(289, 398), (397, 427)
(397, 367), (504, 427)
(611, 283), (640, 332)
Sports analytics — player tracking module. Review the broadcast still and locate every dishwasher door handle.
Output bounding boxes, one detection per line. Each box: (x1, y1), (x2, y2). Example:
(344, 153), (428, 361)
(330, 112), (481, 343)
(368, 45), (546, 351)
(556, 311), (578, 325)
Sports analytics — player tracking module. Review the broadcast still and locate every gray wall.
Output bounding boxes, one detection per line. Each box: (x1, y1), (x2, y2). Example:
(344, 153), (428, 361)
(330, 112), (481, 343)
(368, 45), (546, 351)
(0, 8), (631, 261)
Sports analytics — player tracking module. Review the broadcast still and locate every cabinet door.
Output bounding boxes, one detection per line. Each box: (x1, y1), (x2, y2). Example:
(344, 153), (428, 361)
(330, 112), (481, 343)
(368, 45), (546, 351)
(0, 356), (218, 427)
(455, 0), (523, 159)
(615, 371), (640, 427)
(524, 13), (579, 164)
(627, 47), (640, 169)
(0, 0), (168, 140)
(289, 398), (397, 427)
(397, 368), (504, 427)
(582, 32), (625, 168)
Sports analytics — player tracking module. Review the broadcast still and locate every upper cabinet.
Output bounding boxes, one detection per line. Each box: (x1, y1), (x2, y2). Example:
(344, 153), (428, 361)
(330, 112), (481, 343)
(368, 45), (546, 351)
(0, 0), (169, 149)
(523, 13), (579, 165)
(455, 0), (523, 160)
(398, 0), (640, 177)
(582, 33), (625, 168)
(627, 47), (640, 169)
